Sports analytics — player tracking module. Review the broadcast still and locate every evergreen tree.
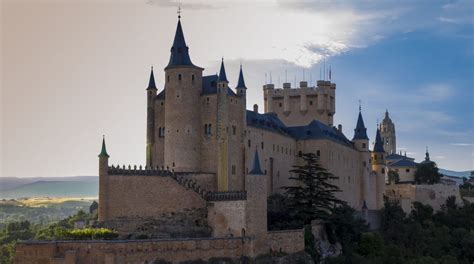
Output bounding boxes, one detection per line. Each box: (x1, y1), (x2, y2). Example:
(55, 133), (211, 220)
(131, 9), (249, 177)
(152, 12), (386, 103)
(283, 153), (345, 224)
(415, 162), (441, 184)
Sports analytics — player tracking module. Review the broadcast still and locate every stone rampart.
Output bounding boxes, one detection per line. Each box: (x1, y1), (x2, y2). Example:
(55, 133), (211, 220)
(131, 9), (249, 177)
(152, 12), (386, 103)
(266, 229), (305, 254)
(14, 237), (249, 264)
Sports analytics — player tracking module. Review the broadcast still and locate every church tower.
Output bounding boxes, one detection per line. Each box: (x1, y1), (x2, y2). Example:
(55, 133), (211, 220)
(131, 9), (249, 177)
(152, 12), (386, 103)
(380, 110), (396, 154)
(164, 16), (204, 172)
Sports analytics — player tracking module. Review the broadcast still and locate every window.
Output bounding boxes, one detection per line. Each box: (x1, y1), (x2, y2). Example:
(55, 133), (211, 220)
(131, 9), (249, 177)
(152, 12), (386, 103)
(309, 100), (313, 105)
(317, 150), (320, 156)
(192, 74), (195, 82)
(261, 142), (264, 149)
(406, 169), (410, 173)
(231, 165), (236, 175)
(279, 103), (282, 107)
(248, 140), (251, 148)
(204, 124), (212, 135)
(172, 162), (175, 167)
(273, 144), (275, 151)
(382, 168), (385, 174)
(363, 161), (366, 167)
(232, 126), (236, 135)
(167, 75), (170, 82)
(158, 127), (165, 138)
(362, 143), (366, 148)
(298, 151), (302, 157)
(178, 74), (182, 81)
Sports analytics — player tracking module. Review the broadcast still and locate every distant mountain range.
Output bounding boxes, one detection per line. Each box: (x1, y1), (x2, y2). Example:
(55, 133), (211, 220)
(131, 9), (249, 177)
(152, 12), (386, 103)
(0, 169), (471, 199)
(0, 176), (98, 199)
(439, 169), (472, 179)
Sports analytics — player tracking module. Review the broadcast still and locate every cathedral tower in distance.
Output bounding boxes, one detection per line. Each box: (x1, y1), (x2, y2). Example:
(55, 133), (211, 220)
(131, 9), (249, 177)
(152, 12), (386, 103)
(380, 110), (396, 154)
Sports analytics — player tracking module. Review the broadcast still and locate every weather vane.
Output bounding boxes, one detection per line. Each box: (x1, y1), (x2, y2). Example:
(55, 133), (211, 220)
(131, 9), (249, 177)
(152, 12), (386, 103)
(177, 4), (182, 19)
(358, 100), (362, 112)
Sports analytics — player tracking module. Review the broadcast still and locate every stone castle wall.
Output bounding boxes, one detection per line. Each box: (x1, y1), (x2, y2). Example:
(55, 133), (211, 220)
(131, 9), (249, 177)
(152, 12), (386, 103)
(386, 183), (462, 212)
(14, 230), (306, 264)
(14, 238), (249, 264)
(103, 173), (206, 220)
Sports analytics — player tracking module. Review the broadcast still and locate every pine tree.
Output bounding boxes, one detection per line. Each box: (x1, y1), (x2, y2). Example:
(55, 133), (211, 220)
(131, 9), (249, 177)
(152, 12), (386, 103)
(283, 153), (345, 224)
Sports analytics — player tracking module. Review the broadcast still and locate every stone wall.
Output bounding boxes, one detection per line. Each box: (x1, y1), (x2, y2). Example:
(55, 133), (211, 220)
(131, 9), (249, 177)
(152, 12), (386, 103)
(14, 237), (249, 264)
(386, 183), (462, 212)
(104, 174), (206, 220)
(266, 229), (305, 254)
(207, 199), (246, 238)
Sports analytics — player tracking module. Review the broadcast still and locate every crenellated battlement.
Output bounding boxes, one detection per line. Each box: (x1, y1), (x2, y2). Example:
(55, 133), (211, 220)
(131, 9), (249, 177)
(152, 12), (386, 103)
(206, 191), (247, 201)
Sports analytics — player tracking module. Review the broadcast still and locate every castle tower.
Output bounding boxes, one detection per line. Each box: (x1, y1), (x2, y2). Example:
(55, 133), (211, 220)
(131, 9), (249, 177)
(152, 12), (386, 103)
(164, 16), (204, 172)
(245, 149), (267, 238)
(371, 127), (386, 209)
(380, 110), (396, 154)
(352, 108), (371, 209)
(236, 64), (247, 134)
(98, 136), (109, 221)
(216, 59), (230, 191)
(146, 67), (157, 167)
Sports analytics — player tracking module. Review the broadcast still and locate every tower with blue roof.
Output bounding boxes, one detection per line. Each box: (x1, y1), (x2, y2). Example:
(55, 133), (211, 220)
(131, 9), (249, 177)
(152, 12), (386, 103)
(162, 15), (204, 173)
(371, 126), (387, 209)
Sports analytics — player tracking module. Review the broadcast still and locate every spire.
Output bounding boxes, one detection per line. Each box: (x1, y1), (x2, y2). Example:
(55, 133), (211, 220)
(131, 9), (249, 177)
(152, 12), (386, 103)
(217, 58), (228, 83)
(98, 135), (109, 158)
(352, 108), (369, 141)
(425, 146), (430, 161)
(147, 66), (157, 90)
(236, 64), (247, 89)
(373, 128), (385, 153)
(165, 17), (197, 70)
(249, 149), (264, 175)
(385, 109), (389, 118)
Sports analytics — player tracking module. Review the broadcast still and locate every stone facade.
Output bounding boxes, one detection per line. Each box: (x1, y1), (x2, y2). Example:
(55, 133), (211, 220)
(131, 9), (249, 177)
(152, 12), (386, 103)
(386, 183), (462, 213)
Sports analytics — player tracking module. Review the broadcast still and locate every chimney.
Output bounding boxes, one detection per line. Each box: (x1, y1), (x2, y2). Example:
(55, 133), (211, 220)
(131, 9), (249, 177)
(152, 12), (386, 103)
(253, 104), (259, 113)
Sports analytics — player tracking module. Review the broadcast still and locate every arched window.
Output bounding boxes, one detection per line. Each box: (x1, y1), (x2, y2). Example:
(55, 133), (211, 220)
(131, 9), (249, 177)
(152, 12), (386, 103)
(178, 74), (182, 81)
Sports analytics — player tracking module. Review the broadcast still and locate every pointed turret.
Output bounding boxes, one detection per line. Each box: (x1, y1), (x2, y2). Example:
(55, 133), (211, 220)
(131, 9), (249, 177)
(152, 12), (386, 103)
(217, 58), (229, 83)
(98, 136), (109, 158)
(249, 149), (264, 175)
(353, 111), (369, 140)
(236, 64), (247, 89)
(425, 146), (430, 162)
(147, 66), (157, 90)
(165, 18), (197, 69)
(373, 128), (385, 153)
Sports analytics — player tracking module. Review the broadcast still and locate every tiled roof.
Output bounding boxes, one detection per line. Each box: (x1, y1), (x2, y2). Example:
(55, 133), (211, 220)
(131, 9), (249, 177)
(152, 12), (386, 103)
(165, 19), (199, 70)
(202, 74), (237, 96)
(246, 111), (354, 147)
(389, 159), (418, 167)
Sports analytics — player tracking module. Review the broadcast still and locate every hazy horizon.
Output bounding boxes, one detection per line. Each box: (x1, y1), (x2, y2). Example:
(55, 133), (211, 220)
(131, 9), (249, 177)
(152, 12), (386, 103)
(2, 0), (473, 178)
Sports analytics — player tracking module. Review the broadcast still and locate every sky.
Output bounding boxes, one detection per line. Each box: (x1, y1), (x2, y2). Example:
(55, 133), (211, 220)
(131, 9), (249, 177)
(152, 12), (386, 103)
(1, 0), (473, 178)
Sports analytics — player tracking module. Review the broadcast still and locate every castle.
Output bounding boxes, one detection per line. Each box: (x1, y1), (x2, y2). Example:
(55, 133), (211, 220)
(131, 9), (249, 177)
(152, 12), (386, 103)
(100, 14), (390, 238)
(14, 15), (414, 263)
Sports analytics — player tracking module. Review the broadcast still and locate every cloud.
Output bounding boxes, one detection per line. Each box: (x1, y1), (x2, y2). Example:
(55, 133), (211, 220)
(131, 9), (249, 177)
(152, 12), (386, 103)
(450, 143), (474, 146)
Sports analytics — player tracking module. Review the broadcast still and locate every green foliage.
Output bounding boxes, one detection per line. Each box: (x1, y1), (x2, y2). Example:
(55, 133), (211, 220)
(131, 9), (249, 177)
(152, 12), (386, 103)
(283, 153), (345, 224)
(326, 205), (368, 253)
(329, 197), (474, 263)
(56, 228), (118, 240)
(89, 200), (99, 214)
(267, 194), (303, 230)
(415, 161), (441, 184)
(388, 170), (400, 184)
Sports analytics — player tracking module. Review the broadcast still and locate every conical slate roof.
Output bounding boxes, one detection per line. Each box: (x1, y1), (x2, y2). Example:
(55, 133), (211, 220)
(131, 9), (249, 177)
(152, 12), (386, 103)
(353, 111), (369, 140)
(236, 65), (247, 89)
(98, 136), (109, 158)
(217, 58), (228, 83)
(373, 128), (385, 153)
(249, 149), (264, 175)
(147, 67), (157, 90)
(165, 19), (197, 69)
